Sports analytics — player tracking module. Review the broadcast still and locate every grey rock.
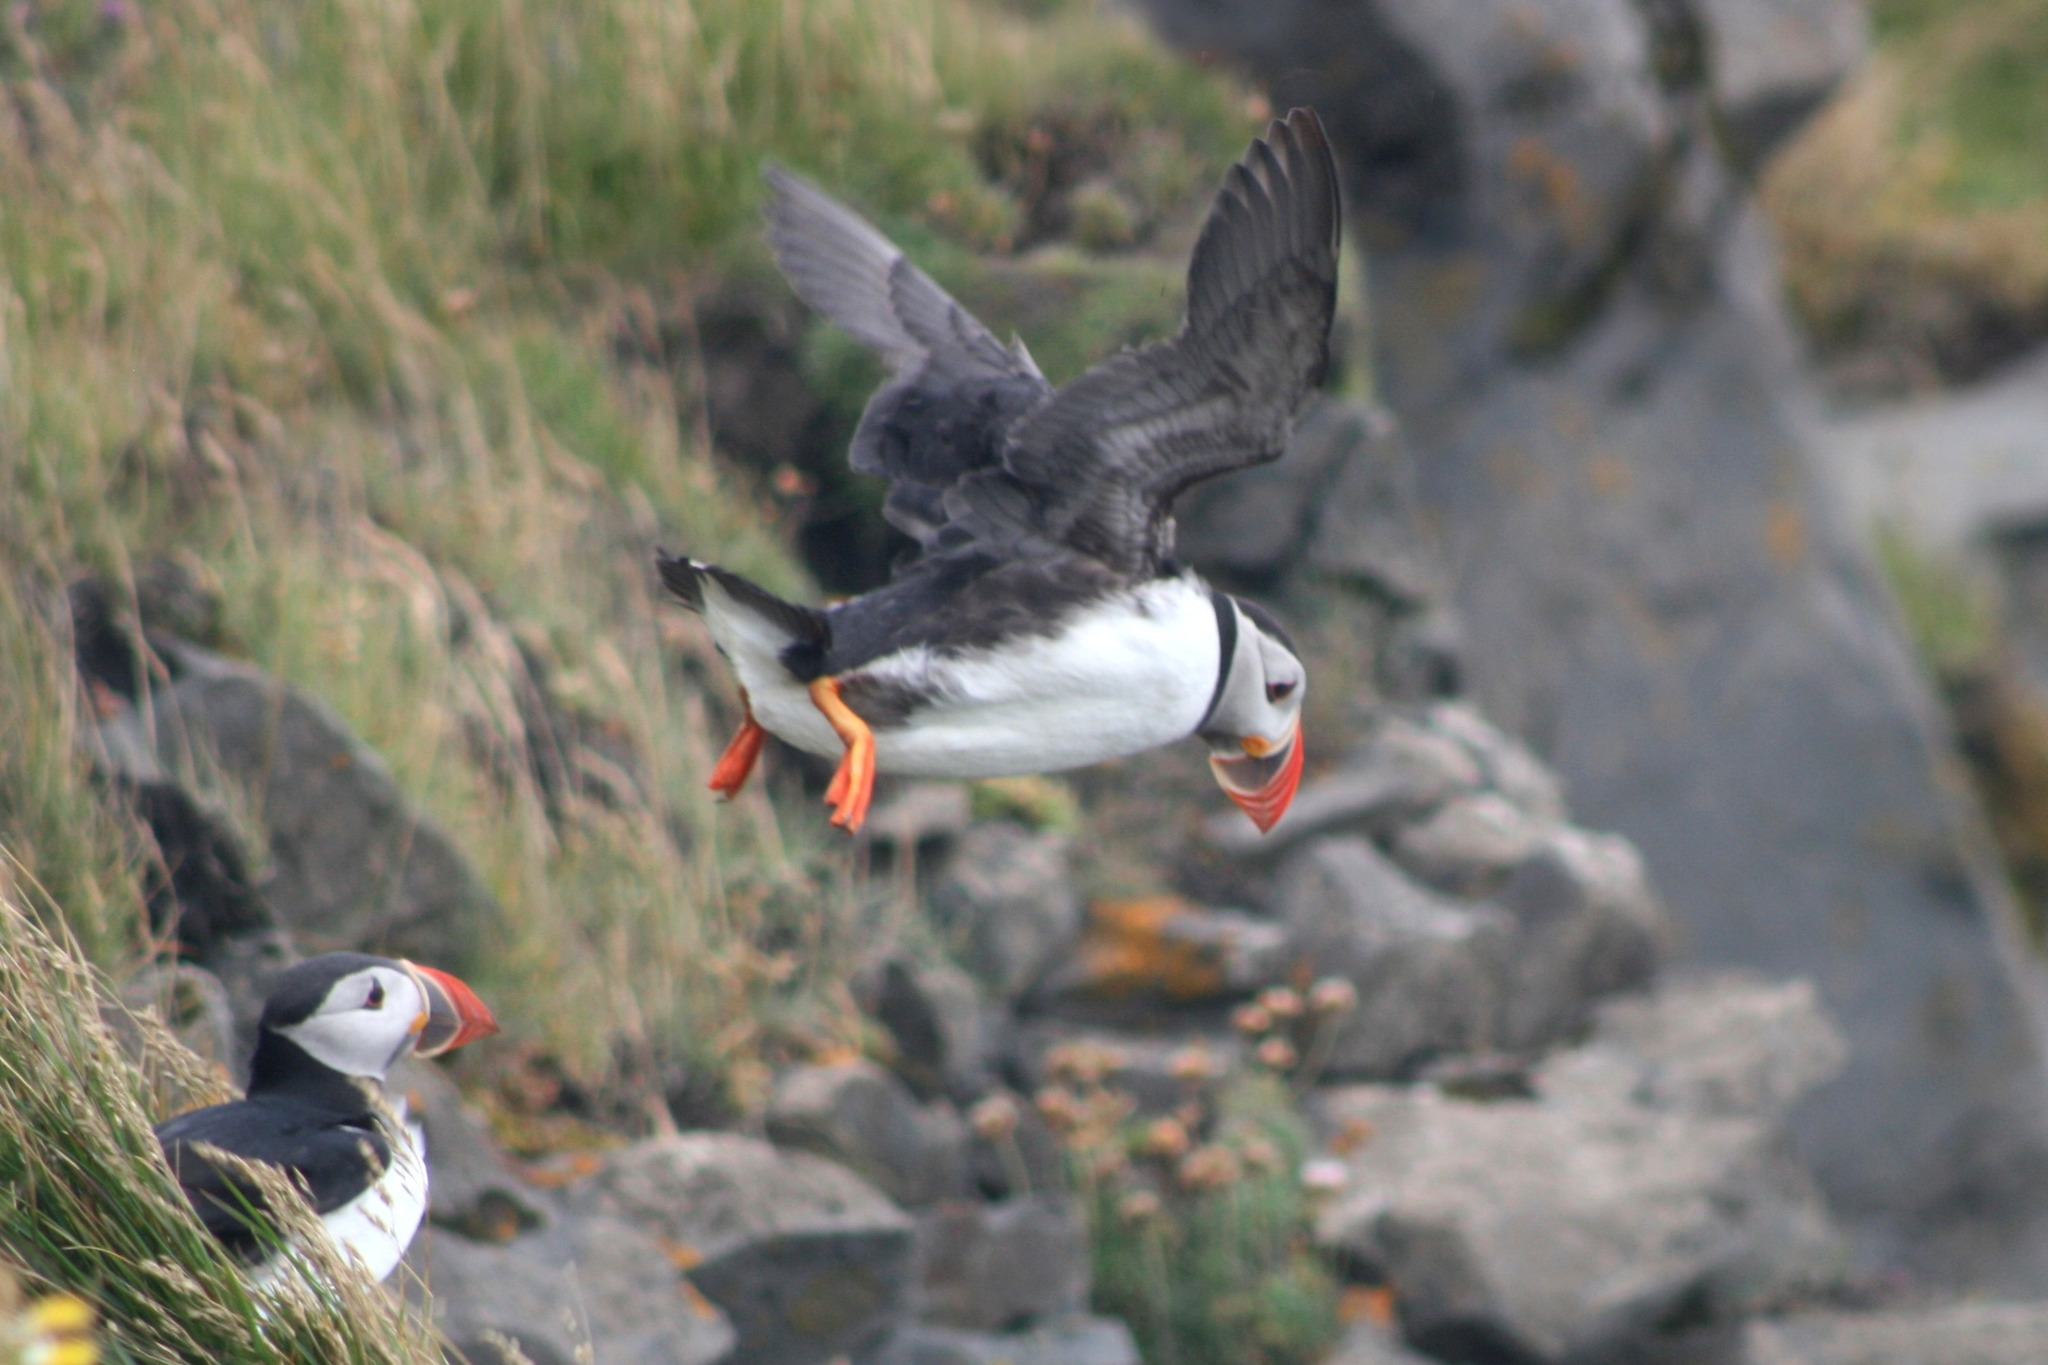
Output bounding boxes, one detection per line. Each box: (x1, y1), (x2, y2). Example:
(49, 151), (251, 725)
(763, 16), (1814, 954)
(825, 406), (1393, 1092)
(143, 639), (499, 967)
(1696, 0), (1868, 171)
(389, 1058), (550, 1242)
(910, 1195), (1090, 1331)
(854, 956), (999, 1103)
(1140, 0), (2048, 1292)
(117, 962), (235, 1071)
(203, 928), (298, 1068)
(862, 783), (972, 849)
(929, 822), (1081, 1000)
(575, 1132), (915, 1365)
(1819, 347), (2048, 556)
(865, 1316), (1140, 1365)
(1209, 715), (1483, 855)
(1312, 1077), (1844, 1363)
(1275, 836), (1509, 1077)
(405, 1214), (734, 1365)
(1303, 406), (1442, 609)
(1324, 1320), (1439, 1365)
(1036, 898), (1293, 1008)
(1549, 972), (1847, 1123)
(1177, 400), (1364, 582)
(766, 1060), (970, 1209)
(1740, 1302), (2048, 1365)
(1386, 790), (1545, 896)
(1422, 701), (1566, 825)
(1494, 826), (1665, 1053)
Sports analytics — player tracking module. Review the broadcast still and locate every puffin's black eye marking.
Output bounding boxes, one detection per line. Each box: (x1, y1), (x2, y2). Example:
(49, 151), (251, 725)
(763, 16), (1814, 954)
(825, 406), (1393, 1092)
(365, 979), (386, 1010)
(1267, 680), (1297, 703)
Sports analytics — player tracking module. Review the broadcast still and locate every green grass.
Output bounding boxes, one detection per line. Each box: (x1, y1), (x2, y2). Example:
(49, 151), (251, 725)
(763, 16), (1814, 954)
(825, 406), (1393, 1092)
(0, 0), (1254, 1098)
(1763, 0), (2048, 383)
(1058, 1072), (1340, 1365)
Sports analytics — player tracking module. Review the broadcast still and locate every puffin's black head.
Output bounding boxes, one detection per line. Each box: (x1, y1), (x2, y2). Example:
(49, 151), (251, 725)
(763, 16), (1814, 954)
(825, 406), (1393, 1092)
(1200, 596), (1306, 833)
(253, 952), (498, 1088)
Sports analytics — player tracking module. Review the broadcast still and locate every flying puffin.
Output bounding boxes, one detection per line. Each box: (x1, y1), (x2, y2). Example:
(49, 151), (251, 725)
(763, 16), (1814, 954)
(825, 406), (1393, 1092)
(660, 108), (1339, 835)
(154, 952), (498, 1285)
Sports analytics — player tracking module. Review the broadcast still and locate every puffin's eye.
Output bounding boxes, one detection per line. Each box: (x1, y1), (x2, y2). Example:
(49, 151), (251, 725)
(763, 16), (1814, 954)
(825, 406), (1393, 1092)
(1266, 680), (1296, 704)
(365, 980), (386, 1010)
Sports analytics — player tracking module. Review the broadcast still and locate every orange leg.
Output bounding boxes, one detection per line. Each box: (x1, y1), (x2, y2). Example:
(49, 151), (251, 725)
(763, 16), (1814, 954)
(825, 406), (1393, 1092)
(708, 692), (768, 800)
(808, 677), (876, 833)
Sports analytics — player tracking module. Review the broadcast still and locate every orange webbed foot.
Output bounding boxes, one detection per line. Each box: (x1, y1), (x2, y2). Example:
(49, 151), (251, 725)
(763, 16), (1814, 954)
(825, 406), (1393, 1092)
(708, 693), (768, 800)
(808, 677), (876, 833)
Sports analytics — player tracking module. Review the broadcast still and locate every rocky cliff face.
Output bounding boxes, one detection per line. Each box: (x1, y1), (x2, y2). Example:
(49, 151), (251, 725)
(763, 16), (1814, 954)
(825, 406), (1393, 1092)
(1140, 0), (2048, 1293)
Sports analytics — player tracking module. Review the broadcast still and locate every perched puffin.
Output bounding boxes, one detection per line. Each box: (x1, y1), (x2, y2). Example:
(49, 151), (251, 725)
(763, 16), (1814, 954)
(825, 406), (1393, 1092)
(660, 108), (1339, 835)
(154, 952), (498, 1284)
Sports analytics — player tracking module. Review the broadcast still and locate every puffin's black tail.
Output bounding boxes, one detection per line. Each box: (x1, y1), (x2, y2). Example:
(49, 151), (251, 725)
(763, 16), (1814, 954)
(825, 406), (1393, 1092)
(654, 551), (826, 648)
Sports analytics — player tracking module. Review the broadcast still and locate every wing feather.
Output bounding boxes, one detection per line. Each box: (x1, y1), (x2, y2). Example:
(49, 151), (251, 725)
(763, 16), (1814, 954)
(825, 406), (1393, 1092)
(992, 108), (1342, 574)
(763, 167), (1050, 545)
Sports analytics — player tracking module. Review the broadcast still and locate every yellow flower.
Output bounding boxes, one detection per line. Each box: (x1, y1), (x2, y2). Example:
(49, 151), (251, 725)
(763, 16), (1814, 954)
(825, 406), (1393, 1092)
(20, 1294), (97, 1365)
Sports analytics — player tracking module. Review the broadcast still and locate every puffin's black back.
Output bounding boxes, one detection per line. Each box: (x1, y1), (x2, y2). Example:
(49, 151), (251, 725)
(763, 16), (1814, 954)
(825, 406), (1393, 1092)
(156, 1095), (392, 1261)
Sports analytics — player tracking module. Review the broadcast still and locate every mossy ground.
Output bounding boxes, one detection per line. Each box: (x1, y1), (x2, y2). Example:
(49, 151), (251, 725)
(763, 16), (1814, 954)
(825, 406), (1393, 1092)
(1764, 0), (2048, 392)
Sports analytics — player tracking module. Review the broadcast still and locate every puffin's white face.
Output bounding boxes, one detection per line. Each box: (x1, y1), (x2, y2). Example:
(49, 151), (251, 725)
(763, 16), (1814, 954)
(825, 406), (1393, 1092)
(272, 964), (434, 1081)
(1202, 600), (1306, 833)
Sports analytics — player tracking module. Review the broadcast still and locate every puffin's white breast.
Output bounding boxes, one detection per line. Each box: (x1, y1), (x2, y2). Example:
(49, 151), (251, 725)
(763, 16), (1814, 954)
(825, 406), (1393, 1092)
(743, 574), (1222, 778)
(251, 1110), (427, 1291)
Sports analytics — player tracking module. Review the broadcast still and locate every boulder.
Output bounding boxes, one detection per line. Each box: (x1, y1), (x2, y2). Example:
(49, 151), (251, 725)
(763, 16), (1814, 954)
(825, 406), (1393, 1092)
(864, 1316), (1140, 1365)
(117, 962), (235, 1073)
(928, 822), (1082, 1000)
(1740, 1302), (2048, 1365)
(1695, 0), (1868, 172)
(1274, 836), (1510, 1076)
(1558, 972), (1847, 1123)
(854, 956), (999, 1103)
(1208, 712), (1483, 856)
(1386, 791), (1544, 896)
(113, 638), (498, 966)
(910, 1195), (1090, 1331)
(1494, 826), (1664, 1052)
(1421, 702), (1566, 825)
(1036, 896), (1291, 1008)
(573, 1132), (915, 1365)
(1174, 400), (1365, 583)
(766, 1060), (971, 1209)
(1324, 1320), (1440, 1365)
(1312, 976), (1848, 1363)
(405, 1214), (734, 1365)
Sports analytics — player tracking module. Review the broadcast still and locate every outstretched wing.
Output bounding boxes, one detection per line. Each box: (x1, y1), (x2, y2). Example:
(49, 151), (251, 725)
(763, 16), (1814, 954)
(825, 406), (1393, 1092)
(960, 108), (1341, 576)
(763, 167), (1053, 547)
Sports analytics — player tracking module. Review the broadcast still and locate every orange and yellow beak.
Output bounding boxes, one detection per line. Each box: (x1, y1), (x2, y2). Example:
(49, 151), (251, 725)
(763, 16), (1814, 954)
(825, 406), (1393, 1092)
(1208, 721), (1303, 834)
(403, 963), (500, 1058)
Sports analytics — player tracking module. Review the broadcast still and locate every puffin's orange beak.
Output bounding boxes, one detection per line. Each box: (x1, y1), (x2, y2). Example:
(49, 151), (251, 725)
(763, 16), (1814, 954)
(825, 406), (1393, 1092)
(405, 963), (499, 1058)
(1209, 720), (1303, 834)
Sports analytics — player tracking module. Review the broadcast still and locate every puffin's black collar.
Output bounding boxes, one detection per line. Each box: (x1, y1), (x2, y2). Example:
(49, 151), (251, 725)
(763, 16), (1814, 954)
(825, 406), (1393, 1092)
(1198, 591), (1238, 732)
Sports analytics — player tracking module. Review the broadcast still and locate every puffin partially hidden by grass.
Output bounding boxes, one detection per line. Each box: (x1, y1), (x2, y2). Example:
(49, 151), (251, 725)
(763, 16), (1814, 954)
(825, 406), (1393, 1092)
(154, 952), (498, 1285)
(660, 108), (1340, 835)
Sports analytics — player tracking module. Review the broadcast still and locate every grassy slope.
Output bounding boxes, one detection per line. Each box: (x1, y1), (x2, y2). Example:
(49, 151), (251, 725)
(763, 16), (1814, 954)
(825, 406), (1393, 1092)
(0, 0), (1282, 1355)
(1763, 0), (2048, 389)
(0, 0), (1253, 1085)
